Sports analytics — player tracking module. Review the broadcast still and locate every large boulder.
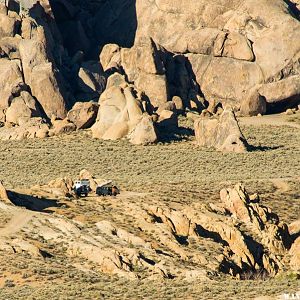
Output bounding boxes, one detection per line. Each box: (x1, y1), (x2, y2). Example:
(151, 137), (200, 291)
(258, 76), (300, 112)
(0, 59), (24, 109)
(129, 114), (157, 145)
(194, 109), (248, 153)
(19, 38), (68, 119)
(100, 39), (169, 108)
(91, 85), (157, 144)
(67, 102), (99, 129)
(240, 89), (267, 116)
(5, 91), (42, 125)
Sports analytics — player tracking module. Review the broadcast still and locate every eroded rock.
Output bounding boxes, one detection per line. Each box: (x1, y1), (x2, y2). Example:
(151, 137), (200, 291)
(194, 109), (248, 153)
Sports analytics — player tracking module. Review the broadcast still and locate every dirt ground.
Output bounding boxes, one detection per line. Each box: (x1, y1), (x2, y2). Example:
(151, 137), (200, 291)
(0, 113), (299, 299)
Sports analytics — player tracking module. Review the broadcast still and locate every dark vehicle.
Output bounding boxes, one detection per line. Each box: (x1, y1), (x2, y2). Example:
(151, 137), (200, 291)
(96, 182), (120, 196)
(73, 179), (91, 197)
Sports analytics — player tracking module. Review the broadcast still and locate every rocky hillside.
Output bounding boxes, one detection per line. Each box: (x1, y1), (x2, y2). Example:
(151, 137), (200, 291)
(0, 0), (299, 144)
(0, 174), (299, 283)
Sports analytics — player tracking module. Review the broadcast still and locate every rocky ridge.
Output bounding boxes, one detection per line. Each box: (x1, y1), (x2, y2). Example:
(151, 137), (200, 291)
(0, 174), (299, 281)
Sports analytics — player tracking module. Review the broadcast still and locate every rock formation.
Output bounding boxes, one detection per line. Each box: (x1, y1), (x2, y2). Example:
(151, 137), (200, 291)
(135, 0), (300, 113)
(0, 179), (297, 280)
(0, 0), (299, 142)
(91, 84), (158, 145)
(194, 109), (249, 153)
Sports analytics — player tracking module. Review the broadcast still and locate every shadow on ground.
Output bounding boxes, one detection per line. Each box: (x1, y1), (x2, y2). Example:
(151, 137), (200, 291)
(7, 191), (66, 213)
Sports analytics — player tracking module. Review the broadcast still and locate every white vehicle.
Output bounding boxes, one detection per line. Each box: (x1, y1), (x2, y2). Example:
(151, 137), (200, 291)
(73, 179), (91, 197)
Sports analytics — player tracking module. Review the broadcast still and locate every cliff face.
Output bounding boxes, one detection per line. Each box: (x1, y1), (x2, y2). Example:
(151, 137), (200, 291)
(0, 0), (299, 139)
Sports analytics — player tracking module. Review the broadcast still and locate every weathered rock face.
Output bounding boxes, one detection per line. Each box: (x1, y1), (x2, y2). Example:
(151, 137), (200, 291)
(19, 38), (68, 119)
(0, 0), (71, 121)
(194, 109), (248, 153)
(91, 84), (158, 144)
(0, 177), (298, 280)
(135, 0), (300, 112)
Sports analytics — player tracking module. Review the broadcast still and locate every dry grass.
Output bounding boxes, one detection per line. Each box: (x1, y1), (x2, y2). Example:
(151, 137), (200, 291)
(0, 117), (299, 299)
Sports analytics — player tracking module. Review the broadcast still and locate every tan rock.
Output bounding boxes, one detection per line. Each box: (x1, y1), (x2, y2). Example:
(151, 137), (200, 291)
(222, 33), (254, 62)
(258, 76), (300, 107)
(92, 86), (149, 143)
(220, 184), (251, 223)
(157, 102), (176, 115)
(136, 0), (300, 111)
(120, 39), (168, 108)
(67, 102), (99, 129)
(5, 91), (42, 125)
(19, 38), (68, 119)
(51, 119), (76, 135)
(288, 220), (300, 236)
(100, 44), (121, 71)
(0, 117), (49, 141)
(240, 89), (267, 116)
(0, 12), (19, 39)
(106, 73), (127, 90)
(220, 183), (290, 258)
(0, 59), (24, 109)
(0, 36), (21, 59)
(194, 109), (248, 153)
(77, 61), (106, 98)
(157, 110), (178, 129)
(0, 181), (11, 204)
(129, 114), (157, 145)
(172, 96), (184, 111)
(290, 237), (300, 271)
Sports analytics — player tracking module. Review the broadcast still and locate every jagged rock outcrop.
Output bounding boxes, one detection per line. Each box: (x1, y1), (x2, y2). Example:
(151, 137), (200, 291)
(0, 178), (298, 280)
(194, 109), (249, 153)
(220, 184), (291, 255)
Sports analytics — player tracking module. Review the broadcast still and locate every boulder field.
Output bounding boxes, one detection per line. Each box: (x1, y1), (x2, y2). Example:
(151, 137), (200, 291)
(0, 0), (299, 146)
